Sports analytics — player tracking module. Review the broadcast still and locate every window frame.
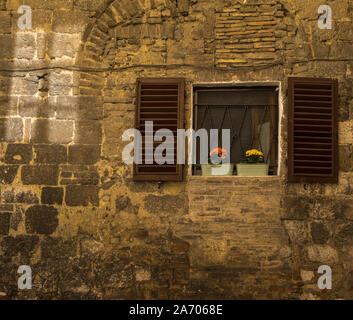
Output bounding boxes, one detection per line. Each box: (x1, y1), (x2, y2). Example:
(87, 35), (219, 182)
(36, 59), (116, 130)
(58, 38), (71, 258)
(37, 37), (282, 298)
(191, 82), (281, 177)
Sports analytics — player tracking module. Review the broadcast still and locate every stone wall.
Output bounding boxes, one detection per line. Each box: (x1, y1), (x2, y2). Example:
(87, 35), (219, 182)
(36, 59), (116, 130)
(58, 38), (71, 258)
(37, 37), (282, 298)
(0, 0), (352, 299)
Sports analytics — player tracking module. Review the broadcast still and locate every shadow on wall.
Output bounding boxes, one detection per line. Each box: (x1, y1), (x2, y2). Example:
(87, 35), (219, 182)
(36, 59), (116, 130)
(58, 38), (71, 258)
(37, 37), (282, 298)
(0, 3), (104, 298)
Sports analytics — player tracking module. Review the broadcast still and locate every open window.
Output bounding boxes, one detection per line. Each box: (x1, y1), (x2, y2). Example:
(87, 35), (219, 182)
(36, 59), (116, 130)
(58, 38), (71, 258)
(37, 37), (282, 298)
(192, 85), (279, 176)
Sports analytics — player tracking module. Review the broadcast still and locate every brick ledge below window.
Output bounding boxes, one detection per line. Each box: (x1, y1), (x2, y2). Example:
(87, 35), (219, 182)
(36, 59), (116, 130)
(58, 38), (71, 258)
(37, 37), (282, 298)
(189, 176), (280, 180)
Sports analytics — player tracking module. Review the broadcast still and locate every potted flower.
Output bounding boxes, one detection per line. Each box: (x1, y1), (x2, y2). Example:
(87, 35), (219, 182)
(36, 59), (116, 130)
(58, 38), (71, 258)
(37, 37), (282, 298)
(236, 149), (269, 176)
(201, 147), (234, 176)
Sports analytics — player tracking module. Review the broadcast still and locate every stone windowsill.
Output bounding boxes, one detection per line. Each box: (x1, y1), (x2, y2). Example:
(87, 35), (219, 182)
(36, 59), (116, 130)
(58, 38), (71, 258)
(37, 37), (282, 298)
(189, 175), (280, 180)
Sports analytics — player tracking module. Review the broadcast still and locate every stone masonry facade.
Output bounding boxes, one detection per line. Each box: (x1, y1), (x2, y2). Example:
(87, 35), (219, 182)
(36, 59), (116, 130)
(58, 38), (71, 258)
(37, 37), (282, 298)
(0, 0), (352, 299)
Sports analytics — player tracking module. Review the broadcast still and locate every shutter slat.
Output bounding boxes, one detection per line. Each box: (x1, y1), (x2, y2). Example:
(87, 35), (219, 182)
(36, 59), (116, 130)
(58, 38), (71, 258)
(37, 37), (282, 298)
(294, 113), (332, 119)
(294, 107), (332, 114)
(294, 155), (332, 161)
(294, 94), (332, 99)
(288, 77), (338, 183)
(134, 78), (184, 181)
(294, 148), (332, 154)
(294, 87), (332, 92)
(294, 130), (332, 135)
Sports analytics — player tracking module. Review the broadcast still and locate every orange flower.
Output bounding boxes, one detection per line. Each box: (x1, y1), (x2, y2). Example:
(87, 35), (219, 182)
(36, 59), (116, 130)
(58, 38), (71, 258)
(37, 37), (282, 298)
(210, 147), (228, 159)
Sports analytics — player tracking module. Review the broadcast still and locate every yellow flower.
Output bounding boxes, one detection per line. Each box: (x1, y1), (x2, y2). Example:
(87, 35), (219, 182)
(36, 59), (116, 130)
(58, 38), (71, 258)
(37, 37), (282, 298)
(245, 149), (263, 157)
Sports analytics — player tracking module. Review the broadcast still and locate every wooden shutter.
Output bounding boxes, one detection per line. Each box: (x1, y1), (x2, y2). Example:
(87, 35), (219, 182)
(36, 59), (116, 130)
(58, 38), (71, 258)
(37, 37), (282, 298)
(288, 77), (338, 183)
(133, 78), (184, 181)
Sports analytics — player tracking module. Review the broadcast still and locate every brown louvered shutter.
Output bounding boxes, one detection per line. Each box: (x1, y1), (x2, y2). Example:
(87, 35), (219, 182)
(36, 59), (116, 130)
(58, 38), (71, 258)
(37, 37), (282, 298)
(133, 78), (184, 181)
(288, 77), (338, 183)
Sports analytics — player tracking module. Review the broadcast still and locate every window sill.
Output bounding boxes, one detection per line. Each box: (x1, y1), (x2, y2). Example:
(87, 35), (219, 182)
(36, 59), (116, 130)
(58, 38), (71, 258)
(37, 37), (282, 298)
(189, 175), (280, 180)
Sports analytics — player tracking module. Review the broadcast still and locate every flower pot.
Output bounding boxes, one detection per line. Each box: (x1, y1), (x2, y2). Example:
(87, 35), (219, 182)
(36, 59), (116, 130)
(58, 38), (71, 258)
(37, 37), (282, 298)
(236, 163), (269, 176)
(201, 163), (234, 176)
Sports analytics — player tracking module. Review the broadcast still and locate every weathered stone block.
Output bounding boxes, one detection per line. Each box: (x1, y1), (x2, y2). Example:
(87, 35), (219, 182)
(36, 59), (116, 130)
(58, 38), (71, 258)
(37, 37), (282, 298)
(8, 33), (36, 59)
(55, 96), (103, 120)
(307, 245), (338, 264)
(48, 72), (73, 96)
(310, 222), (330, 244)
(47, 33), (81, 58)
(30, 119), (74, 144)
(7, 0), (73, 10)
(40, 236), (76, 260)
(1, 235), (39, 257)
(21, 165), (59, 185)
(0, 166), (18, 184)
(0, 204), (13, 212)
(173, 239), (190, 254)
(116, 196), (138, 214)
(300, 270), (314, 282)
(65, 186), (99, 206)
(68, 145), (101, 164)
(74, 121), (102, 144)
(0, 96), (18, 116)
(74, 0), (101, 11)
(0, 12), (11, 34)
(5, 144), (32, 164)
(53, 10), (88, 33)
(27, 9), (53, 31)
(3, 189), (39, 204)
(0, 118), (23, 142)
(10, 205), (23, 231)
(334, 222), (353, 246)
(339, 145), (353, 172)
(41, 187), (64, 205)
(25, 205), (59, 235)
(73, 171), (99, 185)
(0, 35), (13, 59)
(34, 144), (67, 164)
(10, 76), (38, 95)
(280, 196), (310, 219)
(19, 96), (55, 118)
(0, 212), (11, 235)
(330, 42), (353, 60)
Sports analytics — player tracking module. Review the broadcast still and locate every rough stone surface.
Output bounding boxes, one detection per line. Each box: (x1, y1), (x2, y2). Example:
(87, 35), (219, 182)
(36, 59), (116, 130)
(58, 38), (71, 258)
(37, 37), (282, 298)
(68, 145), (101, 164)
(1, 235), (39, 258)
(41, 187), (64, 205)
(0, 118), (23, 142)
(311, 222), (330, 245)
(65, 186), (99, 207)
(21, 166), (59, 185)
(0, 166), (18, 184)
(25, 205), (59, 235)
(0, 0), (351, 300)
(5, 144), (32, 164)
(34, 145), (67, 164)
(30, 120), (74, 144)
(307, 245), (339, 265)
(3, 189), (39, 204)
(0, 212), (11, 235)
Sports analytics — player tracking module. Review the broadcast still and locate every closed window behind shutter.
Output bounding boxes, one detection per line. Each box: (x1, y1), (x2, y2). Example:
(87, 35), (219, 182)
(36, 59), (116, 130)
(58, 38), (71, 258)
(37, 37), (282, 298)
(288, 77), (338, 183)
(134, 78), (184, 181)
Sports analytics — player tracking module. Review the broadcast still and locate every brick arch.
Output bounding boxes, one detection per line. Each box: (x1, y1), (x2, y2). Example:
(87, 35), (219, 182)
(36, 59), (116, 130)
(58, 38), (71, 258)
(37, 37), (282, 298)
(76, 0), (183, 97)
(75, 0), (153, 96)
